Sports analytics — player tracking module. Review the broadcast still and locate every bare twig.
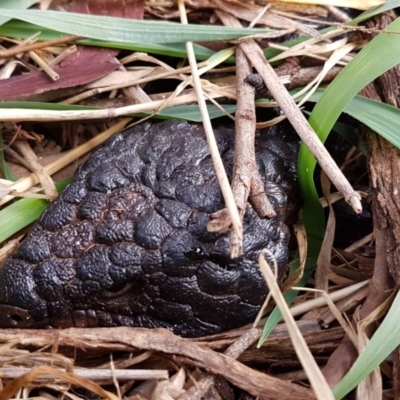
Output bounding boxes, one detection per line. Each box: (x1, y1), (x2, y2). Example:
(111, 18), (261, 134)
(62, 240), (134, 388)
(177, 0), (242, 252)
(178, 328), (260, 400)
(0, 119), (132, 206)
(12, 139), (58, 200)
(233, 48), (276, 220)
(0, 328), (314, 400)
(240, 41), (362, 213)
(0, 35), (82, 59)
(214, 10), (362, 214)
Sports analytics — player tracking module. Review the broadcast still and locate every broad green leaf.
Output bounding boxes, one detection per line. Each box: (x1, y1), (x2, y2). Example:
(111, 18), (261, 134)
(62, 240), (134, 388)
(309, 16), (400, 143)
(0, 0), (37, 25)
(333, 291), (400, 399)
(145, 104), (237, 122)
(302, 90), (400, 151)
(259, 87), (400, 343)
(352, 0), (400, 24)
(0, 179), (70, 243)
(0, 19), (218, 61)
(297, 15), (400, 331)
(0, 9), (273, 44)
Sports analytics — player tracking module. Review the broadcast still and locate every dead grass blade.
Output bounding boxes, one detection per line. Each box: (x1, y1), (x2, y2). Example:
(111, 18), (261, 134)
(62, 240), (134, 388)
(258, 251), (334, 399)
(0, 118), (132, 206)
(0, 365), (120, 400)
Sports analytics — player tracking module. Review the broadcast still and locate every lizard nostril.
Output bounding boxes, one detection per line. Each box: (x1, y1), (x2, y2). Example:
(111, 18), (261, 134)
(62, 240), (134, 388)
(10, 314), (23, 323)
(0, 305), (33, 328)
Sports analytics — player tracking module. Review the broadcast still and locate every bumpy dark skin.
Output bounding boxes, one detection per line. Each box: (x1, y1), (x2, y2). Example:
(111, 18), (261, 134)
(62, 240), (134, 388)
(0, 120), (299, 337)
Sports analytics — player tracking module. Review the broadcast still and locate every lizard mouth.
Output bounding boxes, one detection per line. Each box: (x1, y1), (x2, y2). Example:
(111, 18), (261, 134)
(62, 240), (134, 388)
(0, 304), (48, 329)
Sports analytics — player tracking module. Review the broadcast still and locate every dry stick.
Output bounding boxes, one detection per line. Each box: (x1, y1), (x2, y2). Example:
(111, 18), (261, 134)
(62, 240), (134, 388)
(28, 51), (59, 81)
(246, 64), (343, 96)
(0, 35), (82, 59)
(209, 10), (275, 257)
(315, 172), (336, 294)
(233, 48), (276, 220)
(12, 140), (58, 200)
(178, 328), (260, 400)
(207, 46), (276, 256)
(239, 40), (362, 213)
(215, 11), (361, 212)
(0, 118), (132, 207)
(0, 365), (119, 400)
(177, 0), (242, 248)
(0, 328), (313, 400)
(322, 230), (393, 387)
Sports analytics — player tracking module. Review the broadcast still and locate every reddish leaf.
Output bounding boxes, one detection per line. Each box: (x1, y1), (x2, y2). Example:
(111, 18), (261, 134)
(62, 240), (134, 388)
(0, 0), (145, 101)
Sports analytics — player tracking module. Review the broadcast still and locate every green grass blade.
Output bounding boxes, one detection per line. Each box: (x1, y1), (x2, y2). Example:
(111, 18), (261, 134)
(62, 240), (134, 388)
(295, 90), (400, 151)
(297, 15), (400, 331)
(0, 0), (37, 24)
(299, 15), (400, 217)
(145, 104), (237, 122)
(261, 12), (400, 340)
(352, 0), (400, 24)
(340, 96), (400, 149)
(0, 131), (17, 181)
(0, 20), (219, 61)
(296, 17), (400, 396)
(333, 291), (400, 399)
(309, 16), (400, 142)
(0, 9), (273, 43)
(0, 179), (70, 243)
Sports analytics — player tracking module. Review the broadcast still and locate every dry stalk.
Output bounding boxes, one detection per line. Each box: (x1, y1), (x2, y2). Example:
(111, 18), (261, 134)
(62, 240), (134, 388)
(177, 0), (242, 251)
(0, 118), (132, 206)
(258, 251), (334, 400)
(0, 328), (314, 400)
(12, 140), (58, 201)
(0, 35), (81, 59)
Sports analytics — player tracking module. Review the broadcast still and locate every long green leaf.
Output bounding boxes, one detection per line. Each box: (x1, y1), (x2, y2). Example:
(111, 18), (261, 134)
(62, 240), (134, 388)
(0, 9), (273, 43)
(262, 13), (400, 344)
(0, 20), (218, 61)
(333, 291), (400, 399)
(299, 15), (400, 301)
(0, 0), (37, 24)
(0, 179), (70, 243)
(352, 0), (400, 24)
(302, 90), (400, 150)
(309, 16), (400, 142)
(297, 17), (400, 397)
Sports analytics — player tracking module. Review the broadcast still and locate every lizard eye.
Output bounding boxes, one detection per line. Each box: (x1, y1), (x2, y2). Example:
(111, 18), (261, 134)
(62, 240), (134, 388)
(100, 283), (131, 299)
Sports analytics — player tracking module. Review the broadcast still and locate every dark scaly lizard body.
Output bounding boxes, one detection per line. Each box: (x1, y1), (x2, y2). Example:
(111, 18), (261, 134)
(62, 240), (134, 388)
(0, 120), (299, 337)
